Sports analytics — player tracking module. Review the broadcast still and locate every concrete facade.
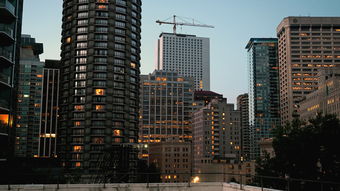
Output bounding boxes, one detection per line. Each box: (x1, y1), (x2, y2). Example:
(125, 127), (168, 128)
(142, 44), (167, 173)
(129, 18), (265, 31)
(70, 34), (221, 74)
(299, 67), (340, 120)
(149, 139), (192, 183)
(277, 17), (340, 123)
(156, 33), (210, 90)
(192, 98), (241, 173)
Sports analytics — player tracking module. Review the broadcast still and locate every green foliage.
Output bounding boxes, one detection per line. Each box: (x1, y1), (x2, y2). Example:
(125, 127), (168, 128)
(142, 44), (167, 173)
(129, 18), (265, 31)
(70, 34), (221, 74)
(255, 114), (340, 190)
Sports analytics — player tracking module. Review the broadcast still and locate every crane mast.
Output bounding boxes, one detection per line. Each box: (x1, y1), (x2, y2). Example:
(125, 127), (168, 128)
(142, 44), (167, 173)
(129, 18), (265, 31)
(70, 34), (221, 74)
(156, 15), (214, 34)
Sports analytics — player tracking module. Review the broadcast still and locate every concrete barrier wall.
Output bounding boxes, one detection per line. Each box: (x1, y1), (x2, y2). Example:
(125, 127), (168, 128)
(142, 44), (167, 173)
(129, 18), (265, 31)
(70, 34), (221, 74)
(0, 182), (282, 191)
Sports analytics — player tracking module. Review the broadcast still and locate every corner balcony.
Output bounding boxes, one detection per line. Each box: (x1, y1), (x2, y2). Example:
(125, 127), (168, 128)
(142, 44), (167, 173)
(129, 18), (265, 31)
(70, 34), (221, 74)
(0, 0), (16, 23)
(0, 24), (14, 46)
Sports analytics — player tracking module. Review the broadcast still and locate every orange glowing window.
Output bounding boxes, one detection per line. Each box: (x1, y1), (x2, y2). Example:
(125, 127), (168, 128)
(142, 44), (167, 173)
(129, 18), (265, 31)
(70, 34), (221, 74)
(97, 5), (107, 9)
(95, 105), (104, 111)
(74, 105), (84, 111)
(129, 138), (135, 143)
(75, 162), (81, 167)
(34, 104), (40, 107)
(113, 129), (122, 136)
(0, 114), (9, 125)
(36, 74), (43, 78)
(73, 145), (83, 152)
(335, 29), (340, 31)
(95, 89), (105, 95)
(130, 62), (136, 68)
(177, 78), (184, 82)
(75, 121), (82, 126)
(97, 0), (108, 2)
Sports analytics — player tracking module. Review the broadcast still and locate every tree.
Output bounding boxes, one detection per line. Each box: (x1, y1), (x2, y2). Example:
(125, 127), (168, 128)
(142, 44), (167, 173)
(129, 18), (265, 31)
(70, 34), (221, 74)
(255, 114), (340, 190)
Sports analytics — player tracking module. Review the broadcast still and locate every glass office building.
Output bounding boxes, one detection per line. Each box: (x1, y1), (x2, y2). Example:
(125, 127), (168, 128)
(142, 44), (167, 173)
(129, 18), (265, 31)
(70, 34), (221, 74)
(246, 38), (280, 160)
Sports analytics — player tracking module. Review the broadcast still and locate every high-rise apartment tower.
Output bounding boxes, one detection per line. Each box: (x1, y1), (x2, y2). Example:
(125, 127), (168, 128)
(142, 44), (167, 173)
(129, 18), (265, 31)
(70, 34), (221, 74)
(0, 0), (23, 161)
(59, 0), (142, 175)
(15, 35), (44, 158)
(156, 33), (210, 90)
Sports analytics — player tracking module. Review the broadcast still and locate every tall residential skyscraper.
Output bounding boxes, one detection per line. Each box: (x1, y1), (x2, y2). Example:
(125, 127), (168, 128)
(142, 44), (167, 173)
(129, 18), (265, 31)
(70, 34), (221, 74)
(139, 70), (193, 144)
(15, 35), (44, 158)
(156, 33), (210, 90)
(277, 17), (340, 123)
(59, 0), (142, 174)
(38, 60), (60, 158)
(237, 93), (250, 161)
(0, 0), (23, 161)
(246, 38), (280, 160)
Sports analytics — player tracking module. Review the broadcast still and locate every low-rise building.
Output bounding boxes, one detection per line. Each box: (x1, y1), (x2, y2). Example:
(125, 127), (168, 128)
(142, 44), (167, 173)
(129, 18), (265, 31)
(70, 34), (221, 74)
(300, 67), (340, 120)
(149, 138), (192, 183)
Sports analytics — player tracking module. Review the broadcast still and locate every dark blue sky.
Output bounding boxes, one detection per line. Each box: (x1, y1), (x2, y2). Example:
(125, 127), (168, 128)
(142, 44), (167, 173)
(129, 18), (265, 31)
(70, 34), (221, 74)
(22, 0), (340, 103)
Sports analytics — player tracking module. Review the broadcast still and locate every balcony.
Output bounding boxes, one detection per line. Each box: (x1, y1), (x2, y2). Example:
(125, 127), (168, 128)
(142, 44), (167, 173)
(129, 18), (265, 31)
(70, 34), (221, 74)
(0, 47), (13, 66)
(0, 0), (16, 23)
(0, 24), (14, 46)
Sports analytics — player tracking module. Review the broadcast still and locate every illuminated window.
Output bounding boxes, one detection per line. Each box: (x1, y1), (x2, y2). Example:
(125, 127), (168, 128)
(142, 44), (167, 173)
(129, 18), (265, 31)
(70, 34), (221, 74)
(36, 74), (43, 78)
(97, 0), (108, 2)
(0, 114), (9, 125)
(130, 62), (136, 68)
(113, 129), (122, 136)
(66, 37), (71, 43)
(95, 89), (105, 95)
(74, 105), (84, 111)
(75, 162), (81, 167)
(73, 145), (83, 152)
(95, 105), (105, 111)
(74, 121), (82, 126)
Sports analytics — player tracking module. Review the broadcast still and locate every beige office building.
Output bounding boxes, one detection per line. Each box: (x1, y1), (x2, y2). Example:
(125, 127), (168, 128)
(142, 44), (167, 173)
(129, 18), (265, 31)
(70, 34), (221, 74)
(277, 17), (340, 123)
(149, 138), (192, 183)
(300, 67), (340, 120)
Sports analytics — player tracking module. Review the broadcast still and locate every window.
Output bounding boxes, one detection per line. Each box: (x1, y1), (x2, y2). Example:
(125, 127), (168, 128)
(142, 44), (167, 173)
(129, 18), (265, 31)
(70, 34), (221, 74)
(77, 35), (87, 41)
(95, 89), (105, 95)
(76, 58), (87, 64)
(74, 105), (84, 111)
(92, 137), (104, 144)
(76, 50), (87, 56)
(78, 5), (88, 10)
(73, 146), (83, 152)
(113, 129), (122, 136)
(75, 73), (86, 79)
(95, 105), (105, 111)
(77, 12), (88, 18)
(95, 27), (108, 33)
(77, 19), (88, 25)
(76, 42), (87, 48)
(75, 81), (86, 87)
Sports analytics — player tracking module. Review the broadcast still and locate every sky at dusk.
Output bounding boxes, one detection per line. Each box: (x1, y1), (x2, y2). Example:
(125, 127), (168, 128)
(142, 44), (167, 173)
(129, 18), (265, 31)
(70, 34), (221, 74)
(22, 0), (340, 104)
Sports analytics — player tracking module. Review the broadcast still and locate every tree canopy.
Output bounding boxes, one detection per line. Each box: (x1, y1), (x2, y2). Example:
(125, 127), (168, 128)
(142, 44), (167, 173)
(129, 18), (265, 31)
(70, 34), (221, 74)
(256, 114), (340, 190)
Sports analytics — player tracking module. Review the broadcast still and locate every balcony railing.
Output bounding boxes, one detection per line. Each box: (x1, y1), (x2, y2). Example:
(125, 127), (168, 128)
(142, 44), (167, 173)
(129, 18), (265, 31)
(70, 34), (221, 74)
(0, 47), (13, 64)
(0, 24), (13, 37)
(0, 0), (16, 21)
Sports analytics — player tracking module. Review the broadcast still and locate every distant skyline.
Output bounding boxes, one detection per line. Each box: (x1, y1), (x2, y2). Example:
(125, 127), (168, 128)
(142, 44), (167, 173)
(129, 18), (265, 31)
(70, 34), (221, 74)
(22, 0), (340, 103)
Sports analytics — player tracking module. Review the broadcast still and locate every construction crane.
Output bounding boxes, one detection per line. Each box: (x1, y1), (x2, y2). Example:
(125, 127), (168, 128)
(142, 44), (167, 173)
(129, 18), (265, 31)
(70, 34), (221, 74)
(156, 15), (214, 34)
